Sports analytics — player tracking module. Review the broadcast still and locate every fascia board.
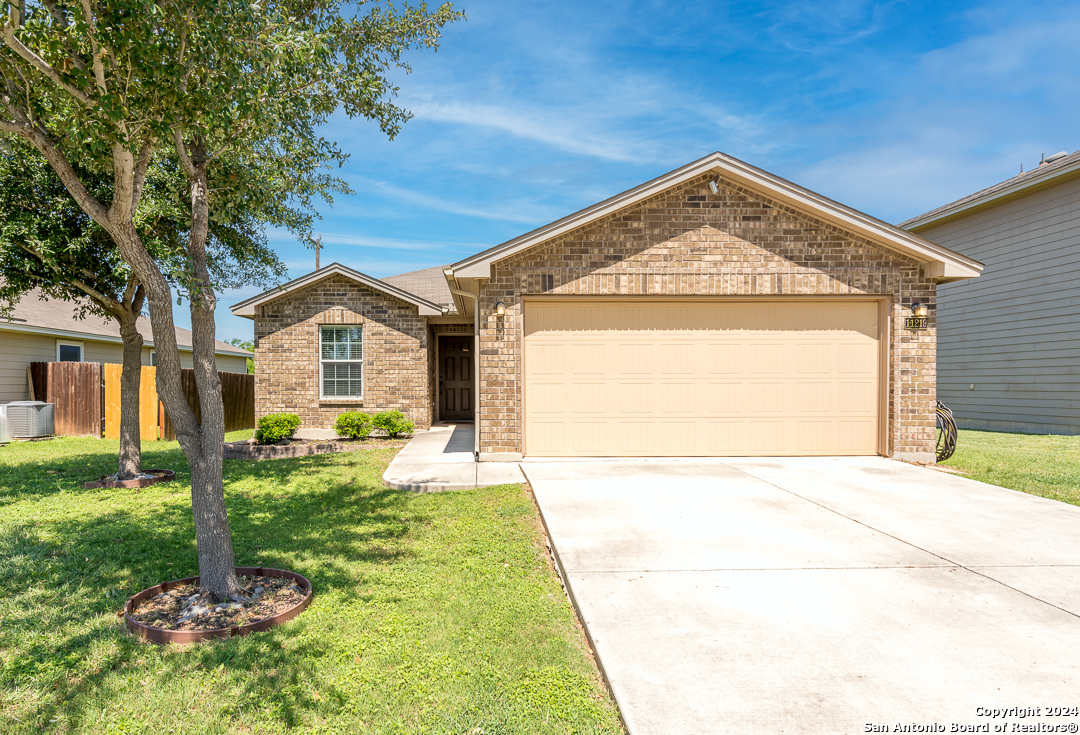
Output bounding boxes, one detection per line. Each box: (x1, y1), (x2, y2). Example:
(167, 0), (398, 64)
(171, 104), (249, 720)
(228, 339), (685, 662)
(230, 263), (444, 317)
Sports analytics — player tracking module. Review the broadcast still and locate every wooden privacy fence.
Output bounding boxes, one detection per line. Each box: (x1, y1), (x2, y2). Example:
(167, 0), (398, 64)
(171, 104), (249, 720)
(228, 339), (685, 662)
(29, 361), (102, 437)
(103, 364), (161, 441)
(159, 369), (255, 440)
(30, 362), (254, 440)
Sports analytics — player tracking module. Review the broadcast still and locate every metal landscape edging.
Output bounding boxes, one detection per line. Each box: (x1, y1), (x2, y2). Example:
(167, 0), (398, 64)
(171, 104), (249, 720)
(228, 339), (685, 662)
(84, 468), (176, 490)
(122, 566), (313, 644)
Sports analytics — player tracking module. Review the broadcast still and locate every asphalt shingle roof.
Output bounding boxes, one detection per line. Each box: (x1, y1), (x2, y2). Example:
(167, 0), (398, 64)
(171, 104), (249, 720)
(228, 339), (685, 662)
(381, 265), (454, 309)
(902, 150), (1080, 228)
(1, 288), (252, 355)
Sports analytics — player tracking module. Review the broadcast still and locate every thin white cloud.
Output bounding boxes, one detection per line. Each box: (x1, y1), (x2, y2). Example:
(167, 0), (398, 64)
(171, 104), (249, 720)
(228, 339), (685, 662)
(266, 228), (485, 253)
(408, 100), (641, 162)
(345, 175), (557, 224)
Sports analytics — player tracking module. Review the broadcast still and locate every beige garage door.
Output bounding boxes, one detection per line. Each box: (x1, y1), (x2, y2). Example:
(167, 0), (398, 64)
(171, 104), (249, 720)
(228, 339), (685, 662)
(523, 300), (882, 457)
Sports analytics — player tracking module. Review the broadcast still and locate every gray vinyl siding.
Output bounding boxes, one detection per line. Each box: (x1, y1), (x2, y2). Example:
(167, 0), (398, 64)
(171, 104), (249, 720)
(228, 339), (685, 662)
(0, 331), (57, 402)
(913, 173), (1080, 434)
(214, 354), (250, 374)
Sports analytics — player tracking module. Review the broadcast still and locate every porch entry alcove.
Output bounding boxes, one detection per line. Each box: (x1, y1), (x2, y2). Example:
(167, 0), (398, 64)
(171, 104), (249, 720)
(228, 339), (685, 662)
(438, 334), (474, 422)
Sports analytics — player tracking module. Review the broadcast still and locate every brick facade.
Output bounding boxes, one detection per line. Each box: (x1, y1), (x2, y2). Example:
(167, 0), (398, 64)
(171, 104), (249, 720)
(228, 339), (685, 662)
(475, 174), (937, 461)
(253, 275), (431, 432)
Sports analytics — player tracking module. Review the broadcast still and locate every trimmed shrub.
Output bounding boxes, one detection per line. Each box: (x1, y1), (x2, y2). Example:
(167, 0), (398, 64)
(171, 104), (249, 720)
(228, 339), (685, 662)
(373, 410), (414, 439)
(255, 413), (301, 444)
(335, 411), (373, 439)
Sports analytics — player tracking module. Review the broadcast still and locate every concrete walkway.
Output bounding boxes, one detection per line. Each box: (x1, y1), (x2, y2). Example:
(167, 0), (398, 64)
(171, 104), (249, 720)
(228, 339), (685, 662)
(523, 456), (1080, 735)
(382, 424), (525, 491)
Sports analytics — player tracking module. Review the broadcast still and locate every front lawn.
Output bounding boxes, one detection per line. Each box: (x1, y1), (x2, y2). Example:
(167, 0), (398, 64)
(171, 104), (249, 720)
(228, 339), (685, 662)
(943, 429), (1080, 507)
(0, 437), (623, 734)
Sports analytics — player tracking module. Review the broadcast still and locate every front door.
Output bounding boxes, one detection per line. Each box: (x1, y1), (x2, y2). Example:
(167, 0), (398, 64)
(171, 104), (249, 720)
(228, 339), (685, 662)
(439, 335), (474, 421)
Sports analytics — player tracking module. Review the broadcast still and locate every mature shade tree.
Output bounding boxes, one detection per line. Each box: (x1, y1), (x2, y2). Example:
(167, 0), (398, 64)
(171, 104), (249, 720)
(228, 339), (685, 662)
(0, 141), (287, 480)
(1, 0), (461, 601)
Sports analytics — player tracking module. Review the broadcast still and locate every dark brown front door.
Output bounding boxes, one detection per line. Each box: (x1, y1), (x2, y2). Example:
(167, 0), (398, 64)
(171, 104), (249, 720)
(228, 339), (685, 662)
(439, 336), (474, 421)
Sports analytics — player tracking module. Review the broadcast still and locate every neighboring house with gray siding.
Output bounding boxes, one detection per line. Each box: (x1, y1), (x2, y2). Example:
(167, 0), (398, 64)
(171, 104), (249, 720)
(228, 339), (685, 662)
(0, 289), (252, 403)
(903, 150), (1080, 434)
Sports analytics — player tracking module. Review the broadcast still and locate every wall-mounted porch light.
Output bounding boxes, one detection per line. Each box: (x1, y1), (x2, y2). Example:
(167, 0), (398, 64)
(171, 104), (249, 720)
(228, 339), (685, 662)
(495, 301), (506, 316)
(910, 301), (928, 318)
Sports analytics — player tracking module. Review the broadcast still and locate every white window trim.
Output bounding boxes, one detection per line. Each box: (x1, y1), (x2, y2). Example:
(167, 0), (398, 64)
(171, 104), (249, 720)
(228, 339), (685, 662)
(319, 325), (364, 401)
(56, 339), (84, 362)
(149, 349), (157, 366)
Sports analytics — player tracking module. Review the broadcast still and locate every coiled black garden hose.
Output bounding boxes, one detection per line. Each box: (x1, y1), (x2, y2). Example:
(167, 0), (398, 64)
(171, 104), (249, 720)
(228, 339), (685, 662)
(936, 401), (958, 462)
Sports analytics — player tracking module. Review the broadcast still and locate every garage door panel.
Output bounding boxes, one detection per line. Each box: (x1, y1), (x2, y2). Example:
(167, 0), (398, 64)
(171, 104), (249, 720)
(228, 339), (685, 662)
(661, 343), (695, 374)
(707, 382), (741, 413)
(707, 343), (742, 374)
(528, 343), (565, 375)
(838, 342), (876, 374)
(619, 343), (654, 373)
(619, 421), (653, 452)
(617, 382), (654, 413)
(840, 420), (878, 452)
(524, 300), (880, 457)
(660, 382), (695, 413)
(795, 381), (833, 414)
(838, 380), (876, 413)
(796, 342), (833, 374)
(528, 383), (566, 414)
(570, 382), (605, 414)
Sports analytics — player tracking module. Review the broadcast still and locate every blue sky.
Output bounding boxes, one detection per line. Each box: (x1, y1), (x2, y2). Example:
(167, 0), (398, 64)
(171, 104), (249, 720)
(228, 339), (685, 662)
(212, 0), (1080, 343)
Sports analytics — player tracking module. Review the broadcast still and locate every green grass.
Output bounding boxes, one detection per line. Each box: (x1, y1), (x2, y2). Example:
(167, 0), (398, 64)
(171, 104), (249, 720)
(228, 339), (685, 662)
(0, 437), (622, 734)
(943, 429), (1080, 507)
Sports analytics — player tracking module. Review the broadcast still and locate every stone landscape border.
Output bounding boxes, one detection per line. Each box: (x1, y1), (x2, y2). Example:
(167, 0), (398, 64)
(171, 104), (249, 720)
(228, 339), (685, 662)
(223, 441), (342, 460)
(122, 566), (314, 644)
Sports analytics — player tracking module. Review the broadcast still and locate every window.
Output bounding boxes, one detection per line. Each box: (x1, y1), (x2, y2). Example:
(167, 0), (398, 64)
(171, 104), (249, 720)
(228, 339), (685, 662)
(320, 326), (363, 398)
(149, 350), (157, 366)
(56, 341), (83, 362)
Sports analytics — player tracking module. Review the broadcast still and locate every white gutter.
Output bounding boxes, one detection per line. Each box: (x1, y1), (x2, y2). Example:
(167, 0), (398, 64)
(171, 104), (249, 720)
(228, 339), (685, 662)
(443, 270), (480, 460)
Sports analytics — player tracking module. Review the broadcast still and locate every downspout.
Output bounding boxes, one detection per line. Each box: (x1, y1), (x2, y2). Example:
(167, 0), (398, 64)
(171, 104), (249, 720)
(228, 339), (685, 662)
(444, 271), (481, 460)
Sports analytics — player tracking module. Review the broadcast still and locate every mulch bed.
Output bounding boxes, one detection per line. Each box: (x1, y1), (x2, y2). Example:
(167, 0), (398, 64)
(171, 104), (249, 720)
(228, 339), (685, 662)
(279, 437), (409, 449)
(83, 468), (176, 490)
(130, 574), (305, 632)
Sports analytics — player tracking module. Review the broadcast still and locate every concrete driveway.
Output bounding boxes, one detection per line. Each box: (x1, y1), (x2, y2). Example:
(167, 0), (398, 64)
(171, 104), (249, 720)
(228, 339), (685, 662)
(522, 457), (1080, 735)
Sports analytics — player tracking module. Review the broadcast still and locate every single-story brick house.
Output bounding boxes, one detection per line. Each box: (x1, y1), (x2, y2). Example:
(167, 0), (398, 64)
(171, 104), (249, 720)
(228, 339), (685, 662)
(231, 152), (982, 463)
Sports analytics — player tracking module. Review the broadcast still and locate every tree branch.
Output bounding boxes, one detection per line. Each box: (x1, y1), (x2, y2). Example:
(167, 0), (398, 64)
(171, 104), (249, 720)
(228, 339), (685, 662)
(15, 241), (123, 313)
(78, 0), (108, 93)
(0, 20), (93, 104)
(173, 127), (196, 178)
(131, 139), (154, 211)
(4, 116), (111, 226)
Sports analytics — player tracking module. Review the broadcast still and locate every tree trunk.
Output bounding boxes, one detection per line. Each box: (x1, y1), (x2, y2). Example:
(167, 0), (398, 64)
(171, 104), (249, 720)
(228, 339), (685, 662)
(107, 216), (240, 601)
(115, 310), (144, 480)
(182, 146), (240, 601)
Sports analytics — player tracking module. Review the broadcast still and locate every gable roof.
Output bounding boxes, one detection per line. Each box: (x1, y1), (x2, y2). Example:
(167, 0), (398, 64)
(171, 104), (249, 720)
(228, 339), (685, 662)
(448, 151), (983, 283)
(0, 288), (251, 356)
(230, 262), (445, 318)
(901, 150), (1080, 231)
(381, 265), (454, 308)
